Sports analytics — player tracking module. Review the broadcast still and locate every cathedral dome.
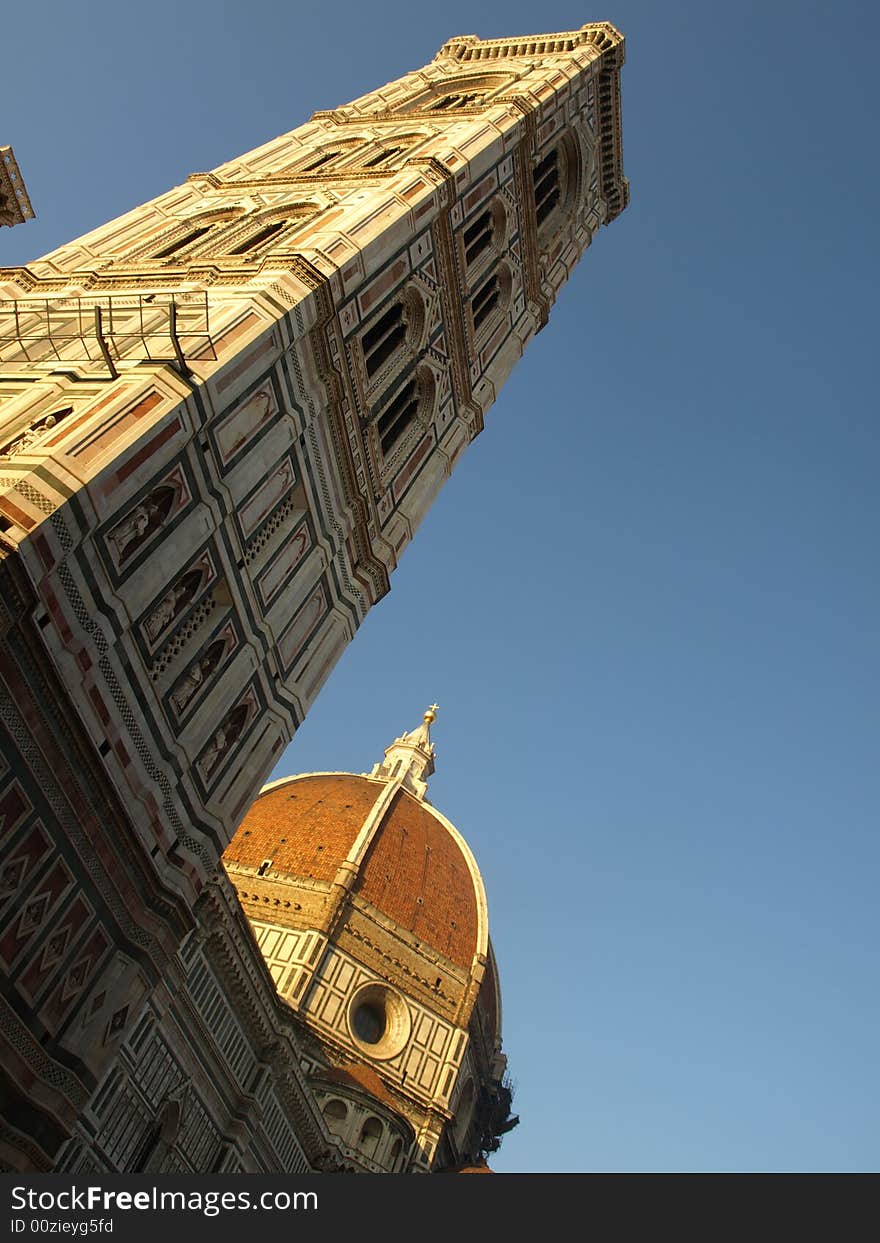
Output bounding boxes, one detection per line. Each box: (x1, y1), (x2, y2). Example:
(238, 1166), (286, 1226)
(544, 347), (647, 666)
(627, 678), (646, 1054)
(221, 709), (514, 1172)
(224, 769), (484, 970)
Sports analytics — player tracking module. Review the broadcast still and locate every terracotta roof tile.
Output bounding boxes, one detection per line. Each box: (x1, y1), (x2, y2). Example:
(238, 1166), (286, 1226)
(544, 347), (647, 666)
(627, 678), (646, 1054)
(317, 1064), (403, 1117)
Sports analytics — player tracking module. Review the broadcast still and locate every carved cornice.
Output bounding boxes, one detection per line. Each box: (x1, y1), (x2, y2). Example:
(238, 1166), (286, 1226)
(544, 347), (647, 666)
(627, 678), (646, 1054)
(595, 54), (629, 222)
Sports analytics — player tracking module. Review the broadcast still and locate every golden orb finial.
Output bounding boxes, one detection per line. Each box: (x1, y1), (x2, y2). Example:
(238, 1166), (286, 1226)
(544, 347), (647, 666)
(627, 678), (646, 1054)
(424, 703), (439, 725)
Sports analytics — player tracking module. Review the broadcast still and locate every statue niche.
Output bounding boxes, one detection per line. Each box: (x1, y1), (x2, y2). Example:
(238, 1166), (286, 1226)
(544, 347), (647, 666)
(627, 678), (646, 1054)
(107, 484), (176, 565)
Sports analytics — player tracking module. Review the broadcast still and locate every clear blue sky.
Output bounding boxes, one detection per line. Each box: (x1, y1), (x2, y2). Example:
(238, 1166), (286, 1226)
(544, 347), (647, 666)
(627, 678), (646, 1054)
(5, 1), (879, 1173)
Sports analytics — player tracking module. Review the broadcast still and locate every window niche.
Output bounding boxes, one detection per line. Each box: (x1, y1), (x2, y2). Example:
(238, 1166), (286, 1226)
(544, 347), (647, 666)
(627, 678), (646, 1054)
(427, 92), (483, 111)
(227, 220), (284, 255)
(357, 132), (425, 173)
(149, 210), (244, 261)
(372, 365), (435, 462)
(153, 225), (213, 259)
(294, 138), (368, 176)
(460, 198), (507, 271)
(530, 130), (582, 243)
(358, 1117), (383, 1160)
(362, 147), (403, 169)
(221, 204), (317, 259)
(533, 149), (561, 227)
(322, 1098), (348, 1139)
(409, 72), (511, 114)
(468, 261), (512, 341)
(359, 285), (426, 386)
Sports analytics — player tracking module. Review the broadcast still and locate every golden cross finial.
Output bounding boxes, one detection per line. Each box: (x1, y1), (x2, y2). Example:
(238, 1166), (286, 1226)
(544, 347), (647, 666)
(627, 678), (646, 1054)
(424, 703), (439, 724)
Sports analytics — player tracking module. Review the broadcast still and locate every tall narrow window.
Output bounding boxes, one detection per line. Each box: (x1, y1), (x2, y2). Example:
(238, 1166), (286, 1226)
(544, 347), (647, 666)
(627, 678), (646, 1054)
(227, 220), (284, 255)
(472, 272), (500, 331)
(377, 378), (418, 455)
(532, 149), (561, 226)
(153, 226), (211, 259)
(362, 303), (406, 378)
(428, 92), (480, 111)
(301, 150), (339, 172)
(363, 147), (401, 169)
(463, 209), (493, 266)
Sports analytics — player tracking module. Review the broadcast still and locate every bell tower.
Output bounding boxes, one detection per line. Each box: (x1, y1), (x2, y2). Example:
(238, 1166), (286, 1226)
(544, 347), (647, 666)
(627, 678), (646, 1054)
(0, 24), (627, 1169)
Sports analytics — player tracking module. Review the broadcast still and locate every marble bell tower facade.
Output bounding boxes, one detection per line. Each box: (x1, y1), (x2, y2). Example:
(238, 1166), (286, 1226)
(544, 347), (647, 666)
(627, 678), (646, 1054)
(0, 24), (627, 1169)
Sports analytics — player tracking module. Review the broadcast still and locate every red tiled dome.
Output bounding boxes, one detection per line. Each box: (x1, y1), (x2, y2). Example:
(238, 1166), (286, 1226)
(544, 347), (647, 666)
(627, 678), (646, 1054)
(224, 772), (483, 970)
(223, 773), (379, 881)
(356, 787), (478, 969)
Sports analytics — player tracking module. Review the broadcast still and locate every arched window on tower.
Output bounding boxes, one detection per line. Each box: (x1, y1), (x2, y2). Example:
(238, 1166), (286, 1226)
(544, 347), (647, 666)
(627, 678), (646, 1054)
(400, 73), (510, 117)
(226, 220), (285, 255)
(149, 213), (242, 260)
(427, 92), (482, 111)
(530, 133), (581, 243)
(377, 377), (418, 455)
(153, 225), (213, 259)
(218, 204), (318, 259)
(362, 147), (402, 169)
(294, 139), (368, 176)
(301, 150), (341, 172)
(467, 260), (512, 343)
(532, 149), (561, 227)
(471, 271), (500, 331)
(369, 365), (434, 466)
(463, 210), (493, 267)
(359, 285), (425, 388)
(362, 301), (407, 379)
(460, 198), (506, 276)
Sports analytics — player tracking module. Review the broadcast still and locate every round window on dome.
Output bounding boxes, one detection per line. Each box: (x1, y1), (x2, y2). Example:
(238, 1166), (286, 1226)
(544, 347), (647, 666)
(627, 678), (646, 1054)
(347, 983), (411, 1060)
(352, 1000), (386, 1045)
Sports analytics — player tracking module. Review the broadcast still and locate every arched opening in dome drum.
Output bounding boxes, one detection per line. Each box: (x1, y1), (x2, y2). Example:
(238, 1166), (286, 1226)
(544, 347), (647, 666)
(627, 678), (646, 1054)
(362, 302), (406, 378)
(532, 149), (561, 226)
(352, 999), (386, 1044)
(359, 1118), (383, 1159)
(377, 378), (418, 455)
(322, 1099), (348, 1137)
